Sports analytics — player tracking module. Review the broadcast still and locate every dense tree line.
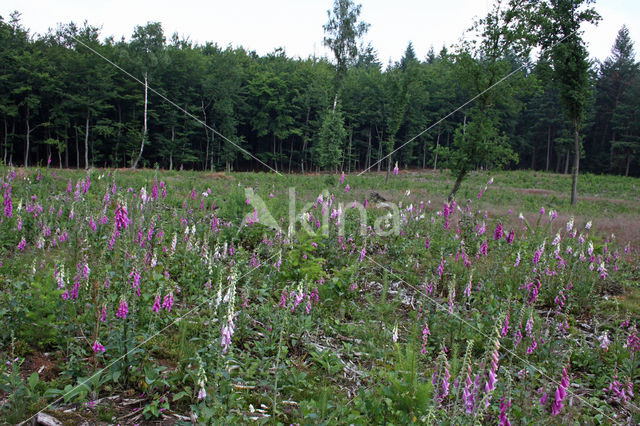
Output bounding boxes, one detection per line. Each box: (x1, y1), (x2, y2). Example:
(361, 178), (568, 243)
(1, 7), (638, 176)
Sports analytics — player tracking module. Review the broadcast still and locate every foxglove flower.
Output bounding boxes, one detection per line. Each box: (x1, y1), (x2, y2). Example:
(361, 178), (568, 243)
(551, 366), (570, 416)
(114, 202), (130, 230)
(162, 293), (174, 311)
(92, 340), (105, 353)
(152, 295), (161, 313)
(463, 366), (474, 413)
(421, 323), (431, 354)
(116, 298), (128, 319)
(501, 313), (510, 337)
(484, 339), (500, 403)
(499, 396), (511, 426)
(598, 332), (611, 351)
(494, 222), (503, 240)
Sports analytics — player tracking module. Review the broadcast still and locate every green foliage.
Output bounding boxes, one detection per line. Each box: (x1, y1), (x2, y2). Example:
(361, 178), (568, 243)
(315, 105), (347, 171)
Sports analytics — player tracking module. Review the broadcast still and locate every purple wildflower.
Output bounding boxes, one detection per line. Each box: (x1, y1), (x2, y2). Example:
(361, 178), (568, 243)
(162, 293), (174, 312)
(551, 366), (570, 416)
(152, 295), (161, 313)
(116, 299), (128, 319)
(494, 222), (503, 240)
(421, 323), (431, 354)
(221, 319), (235, 354)
(92, 340), (105, 353)
(501, 313), (510, 337)
(499, 396), (511, 426)
(114, 202), (130, 230)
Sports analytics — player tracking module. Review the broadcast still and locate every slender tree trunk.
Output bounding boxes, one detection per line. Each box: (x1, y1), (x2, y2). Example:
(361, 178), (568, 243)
(385, 142), (392, 184)
(288, 139), (293, 174)
(272, 134), (277, 172)
(114, 105), (122, 167)
(449, 172), (465, 202)
(10, 121), (15, 166)
(211, 131), (215, 172)
(365, 127), (372, 171)
(202, 99), (210, 171)
(531, 138), (536, 170)
(433, 130), (441, 171)
(564, 149), (570, 175)
(570, 120), (580, 205)
(64, 124), (69, 168)
(75, 125), (80, 168)
(422, 140), (427, 169)
(169, 126), (175, 171)
(546, 126), (551, 172)
(24, 107), (30, 168)
(301, 137), (308, 174)
(625, 153), (630, 177)
(609, 131), (616, 172)
(84, 111), (90, 170)
(3, 118), (7, 166)
(348, 130), (353, 173)
(376, 128), (382, 173)
(133, 72), (148, 169)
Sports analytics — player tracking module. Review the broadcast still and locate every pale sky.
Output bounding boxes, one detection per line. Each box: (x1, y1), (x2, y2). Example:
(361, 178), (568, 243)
(2, 0), (639, 64)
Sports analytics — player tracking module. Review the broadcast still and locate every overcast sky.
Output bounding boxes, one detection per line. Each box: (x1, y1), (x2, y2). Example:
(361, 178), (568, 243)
(3, 0), (639, 65)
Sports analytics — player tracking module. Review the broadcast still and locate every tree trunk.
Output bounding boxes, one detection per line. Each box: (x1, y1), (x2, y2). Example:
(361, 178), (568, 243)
(545, 126), (551, 172)
(84, 111), (90, 170)
(376, 128), (382, 173)
(530, 137), (536, 170)
(211, 131), (215, 172)
(133, 72), (148, 169)
(385, 158), (390, 183)
(365, 127), (372, 171)
(3, 118), (7, 166)
(288, 139), (293, 174)
(114, 105), (121, 167)
(24, 107), (30, 168)
(301, 136), (308, 174)
(449, 172), (465, 202)
(384, 147), (392, 184)
(625, 152), (631, 177)
(570, 121), (580, 205)
(272, 134), (277, 172)
(564, 149), (570, 175)
(433, 130), (441, 171)
(169, 126), (175, 171)
(202, 99), (210, 171)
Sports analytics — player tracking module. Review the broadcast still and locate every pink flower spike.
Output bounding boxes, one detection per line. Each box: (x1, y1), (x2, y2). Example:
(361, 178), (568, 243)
(92, 340), (105, 353)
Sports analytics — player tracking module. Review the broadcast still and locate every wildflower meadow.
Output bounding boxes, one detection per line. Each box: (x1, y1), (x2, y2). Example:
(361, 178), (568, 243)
(1, 166), (639, 424)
